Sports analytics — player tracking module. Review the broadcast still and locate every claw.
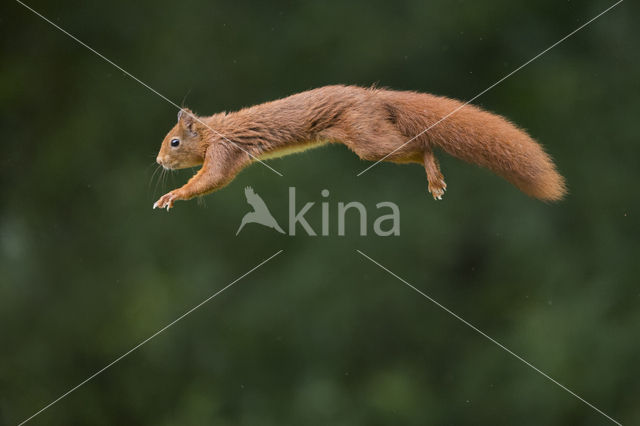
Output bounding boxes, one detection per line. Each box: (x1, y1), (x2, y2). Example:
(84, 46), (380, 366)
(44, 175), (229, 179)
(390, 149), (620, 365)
(154, 189), (182, 211)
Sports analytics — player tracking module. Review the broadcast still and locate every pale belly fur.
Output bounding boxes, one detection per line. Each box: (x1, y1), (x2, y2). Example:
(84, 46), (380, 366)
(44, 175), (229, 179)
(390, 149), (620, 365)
(257, 140), (329, 161)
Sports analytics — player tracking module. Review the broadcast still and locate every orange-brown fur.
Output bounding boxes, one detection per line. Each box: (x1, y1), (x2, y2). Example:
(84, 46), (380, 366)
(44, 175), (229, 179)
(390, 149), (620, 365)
(154, 85), (566, 209)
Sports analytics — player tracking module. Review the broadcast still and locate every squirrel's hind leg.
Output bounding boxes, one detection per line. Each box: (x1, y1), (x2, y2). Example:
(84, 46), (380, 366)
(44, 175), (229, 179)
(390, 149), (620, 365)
(423, 147), (447, 200)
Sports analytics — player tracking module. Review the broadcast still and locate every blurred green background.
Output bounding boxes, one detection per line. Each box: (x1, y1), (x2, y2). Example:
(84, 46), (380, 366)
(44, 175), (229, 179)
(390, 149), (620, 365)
(1, 0), (639, 424)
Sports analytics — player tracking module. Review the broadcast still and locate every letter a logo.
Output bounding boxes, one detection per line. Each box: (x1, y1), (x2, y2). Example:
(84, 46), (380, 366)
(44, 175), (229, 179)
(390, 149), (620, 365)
(236, 187), (285, 235)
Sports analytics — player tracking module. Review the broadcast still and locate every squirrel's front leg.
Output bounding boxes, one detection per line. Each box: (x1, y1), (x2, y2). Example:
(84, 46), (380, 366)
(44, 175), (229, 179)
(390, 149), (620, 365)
(154, 145), (249, 210)
(153, 167), (210, 210)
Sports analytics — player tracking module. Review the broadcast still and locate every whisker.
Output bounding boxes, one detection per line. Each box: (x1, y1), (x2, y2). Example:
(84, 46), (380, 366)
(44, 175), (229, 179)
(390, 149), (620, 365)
(154, 168), (165, 196)
(149, 164), (161, 190)
(161, 168), (168, 191)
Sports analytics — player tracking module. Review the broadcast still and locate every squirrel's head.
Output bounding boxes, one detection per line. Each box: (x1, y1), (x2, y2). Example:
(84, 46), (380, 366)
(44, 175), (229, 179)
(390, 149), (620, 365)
(156, 108), (207, 170)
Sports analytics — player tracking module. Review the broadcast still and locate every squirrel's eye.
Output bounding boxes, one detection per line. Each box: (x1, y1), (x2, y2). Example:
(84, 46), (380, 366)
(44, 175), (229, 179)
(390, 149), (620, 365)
(170, 138), (180, 147)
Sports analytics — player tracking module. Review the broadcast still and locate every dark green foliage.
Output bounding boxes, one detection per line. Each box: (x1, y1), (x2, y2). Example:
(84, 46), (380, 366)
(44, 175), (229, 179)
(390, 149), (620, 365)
(1, 0), (638, 424)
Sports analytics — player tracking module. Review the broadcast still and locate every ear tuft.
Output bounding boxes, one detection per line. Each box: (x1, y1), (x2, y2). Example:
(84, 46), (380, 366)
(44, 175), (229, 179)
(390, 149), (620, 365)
(177, 108), (192, 121)
(178, 108), (196, 133)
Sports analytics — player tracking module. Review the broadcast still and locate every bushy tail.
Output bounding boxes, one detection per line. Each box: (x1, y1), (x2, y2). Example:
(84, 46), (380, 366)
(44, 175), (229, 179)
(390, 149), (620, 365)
(420, 98), (567, 201)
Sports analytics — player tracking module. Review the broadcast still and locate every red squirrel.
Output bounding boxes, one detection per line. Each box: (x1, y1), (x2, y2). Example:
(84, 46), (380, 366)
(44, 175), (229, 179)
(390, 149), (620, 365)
(153, 85), (566, 210)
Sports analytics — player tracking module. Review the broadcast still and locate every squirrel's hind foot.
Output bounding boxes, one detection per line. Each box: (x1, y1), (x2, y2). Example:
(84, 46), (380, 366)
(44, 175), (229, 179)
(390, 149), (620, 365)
(423, 148), (447, 200)
(428, 178), (447, 200)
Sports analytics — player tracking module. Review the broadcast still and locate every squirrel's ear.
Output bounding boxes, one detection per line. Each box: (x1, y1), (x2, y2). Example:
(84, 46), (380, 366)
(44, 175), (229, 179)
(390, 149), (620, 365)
(178, 108), (196, 134)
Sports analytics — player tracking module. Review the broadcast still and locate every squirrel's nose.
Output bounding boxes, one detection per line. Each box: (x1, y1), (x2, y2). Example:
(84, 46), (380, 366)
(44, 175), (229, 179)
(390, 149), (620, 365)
(156, 156), (163, 165)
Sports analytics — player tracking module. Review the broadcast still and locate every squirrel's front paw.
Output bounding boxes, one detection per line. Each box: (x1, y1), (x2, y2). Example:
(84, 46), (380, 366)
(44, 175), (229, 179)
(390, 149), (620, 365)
(153, 190), (182, 211)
